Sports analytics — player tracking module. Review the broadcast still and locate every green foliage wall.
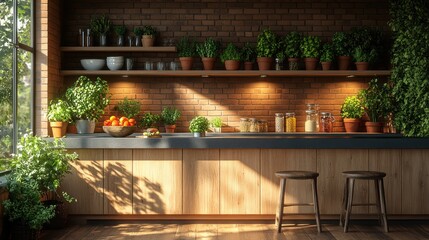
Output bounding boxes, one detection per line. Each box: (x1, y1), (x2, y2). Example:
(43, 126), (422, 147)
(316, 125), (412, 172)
(390, 0), (429, 137)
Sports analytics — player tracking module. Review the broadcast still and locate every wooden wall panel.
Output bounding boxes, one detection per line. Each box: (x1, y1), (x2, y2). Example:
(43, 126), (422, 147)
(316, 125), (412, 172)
(219, 149), (261, 214)
(183, 149), (220, 214)
(133, 149), (182, 214)
(260, 149), (317, 214)
(62, 149), (104, 214)
(402, 149), (429, 214)
(368, 149), (402, 214)
(317, 149), (369, 214)
(103, 149), (133, 214)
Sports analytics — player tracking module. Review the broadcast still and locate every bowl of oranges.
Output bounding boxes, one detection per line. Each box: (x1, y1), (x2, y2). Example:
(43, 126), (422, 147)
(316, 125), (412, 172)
(103, 116), (137, 137)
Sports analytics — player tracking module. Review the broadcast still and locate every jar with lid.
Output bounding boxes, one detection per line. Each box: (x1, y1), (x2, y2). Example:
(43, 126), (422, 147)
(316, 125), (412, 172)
(275, 113), (285, 132)
(306, 104), (319, 131)
(239, 118), (249, 132)
(305, 110), (317, 132)
(285, 112), (296, 132)
(259, 119), (268, 132)
(249, 118), (258, 132)
(320, 112), (335, 132)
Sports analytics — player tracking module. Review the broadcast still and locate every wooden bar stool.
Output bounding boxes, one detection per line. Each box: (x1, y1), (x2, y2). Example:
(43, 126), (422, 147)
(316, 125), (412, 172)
(275, 171), (321, 233)
(339, 171), (389, 233)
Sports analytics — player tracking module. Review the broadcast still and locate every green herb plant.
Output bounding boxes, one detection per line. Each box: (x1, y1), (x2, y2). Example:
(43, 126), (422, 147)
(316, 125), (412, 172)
(284, 31), (301, 58)
(358, 78), (391, 122)
(300, 36), (321, 58)
(340, 96), (365, 119)
(241, 42), (256, 62)
(332, 32), (352, 56)
(256, 28), (277, 57)
(189, 116), (210, 133)
(177, 36), (196, 57)
(353, 46), (377, 63)
(47, 98), (72, 123)
(90, 15), (112, 35)
(196, 38), (220, 58)
(139, 112), (160, 129)
(115, 97), (140, 119)
(133, 27), (143, 37)
(114, 25), (127, 36)
(143, 25), (157, 36)
(320, 43), (334, 62)
(220, 43), (241, 62)
(210, 117), (223, 128)
(161, 106), (181, 125)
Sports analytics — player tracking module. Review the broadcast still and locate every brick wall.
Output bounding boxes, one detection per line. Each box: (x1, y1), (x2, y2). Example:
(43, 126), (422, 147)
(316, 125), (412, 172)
(55, 0), (390, 133)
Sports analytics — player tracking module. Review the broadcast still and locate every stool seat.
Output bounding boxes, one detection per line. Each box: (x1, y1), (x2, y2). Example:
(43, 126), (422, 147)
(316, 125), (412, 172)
(275, 171), (319, 179)
(342, 171), (386, 179)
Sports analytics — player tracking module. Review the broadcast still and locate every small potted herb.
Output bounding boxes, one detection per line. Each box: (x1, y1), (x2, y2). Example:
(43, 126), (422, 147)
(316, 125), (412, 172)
(256, 29), (277, 70)
(340, 96), (364, 132)
(189, 116), (210, 137)
(241, 42), (256, 70)
(115, 97), (140, 119)
(332, 32), (352, 70)
(139, 112), (160, 130)
(353, 46), (377, 70)
(142, 25), (157, 47)
(220, 43), (241, 70)
(300, 35), (321, 70)
(90, 15), (112, 46)
(177, 36), (196, 70)
(114, 25), (127, 46)
(160, 106), (181, 133)
(320, 43), (334, 71)
(283, 31), (301, 70)
(133, 27), (143, 46)
(47, 98), (73, 138)
(210, 117), (223, 133)
(196, 38), (220, 70)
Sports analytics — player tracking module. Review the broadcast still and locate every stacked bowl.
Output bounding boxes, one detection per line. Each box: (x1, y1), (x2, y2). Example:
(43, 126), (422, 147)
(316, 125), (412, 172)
(106, 56), (124, 70)
(80, 59), (105, 70)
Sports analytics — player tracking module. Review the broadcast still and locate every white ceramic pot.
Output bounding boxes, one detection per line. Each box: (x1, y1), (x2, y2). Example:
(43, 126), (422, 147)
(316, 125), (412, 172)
(106, 56), (124, 70)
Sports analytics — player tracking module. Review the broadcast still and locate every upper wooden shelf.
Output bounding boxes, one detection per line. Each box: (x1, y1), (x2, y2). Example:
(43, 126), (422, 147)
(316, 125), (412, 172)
(60, 46), (177, 52)
(60, 70), (391, 78)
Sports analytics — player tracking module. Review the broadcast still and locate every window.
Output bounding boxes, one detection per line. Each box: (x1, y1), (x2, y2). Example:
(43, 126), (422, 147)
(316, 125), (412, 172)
(0, 0), (33, 170)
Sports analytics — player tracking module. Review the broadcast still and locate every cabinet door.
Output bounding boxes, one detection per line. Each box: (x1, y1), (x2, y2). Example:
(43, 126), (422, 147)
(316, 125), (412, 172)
(62, 149), (104, 214)
(260, 149), (317, 214)
(133, 149), (182, 214)
(219, 149), (261, 214)
(104, 149), (133, 214)
(183, 149), (220, 214)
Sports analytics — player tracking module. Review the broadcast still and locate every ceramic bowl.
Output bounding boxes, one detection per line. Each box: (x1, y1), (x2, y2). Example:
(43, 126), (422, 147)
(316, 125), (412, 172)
(106, 56), (124, 70)
(80, 59), (105, 70)
(103, 126), (136, 137)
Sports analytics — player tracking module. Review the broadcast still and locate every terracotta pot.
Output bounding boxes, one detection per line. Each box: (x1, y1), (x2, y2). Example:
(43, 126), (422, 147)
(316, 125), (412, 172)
(343, 118), (360, 132)
(201, 57), (216, 70)
(304, 57), (318, 70)
(337, 56), (351, 70)
(244, 61), (253, 70)
(50, 121), (68, 138)
(224, 60), (240, 70)
(257, 57), (273, 70)
(365, 121), (383, 133)
(142, 35), (155, 47)
(165, 124), (176, 133)
(321, 61), (332, 71)
(67, 124), (77, 134)
(355, 62), (369, 71)
(179, 57), (194, 70)
(288, 58), (299, 70)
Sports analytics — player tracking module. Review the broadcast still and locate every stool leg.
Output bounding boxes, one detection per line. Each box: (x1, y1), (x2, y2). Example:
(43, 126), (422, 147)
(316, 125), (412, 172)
(339, 178), (349, 227)
(344, 178), (355, 233)
(276, 178), (286, 233)
(379, 179), (389, 233)
(374, 179), (383, 226)
(312, 178), (322, 233)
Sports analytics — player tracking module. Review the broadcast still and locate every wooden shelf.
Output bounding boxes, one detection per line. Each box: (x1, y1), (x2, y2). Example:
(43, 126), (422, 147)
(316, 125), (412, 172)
(60, 70), (391, 78)
(61, 46), (177, 52)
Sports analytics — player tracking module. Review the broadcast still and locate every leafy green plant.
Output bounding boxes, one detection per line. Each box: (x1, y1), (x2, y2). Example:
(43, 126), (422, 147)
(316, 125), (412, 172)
(177, 36), (196, 57)
(256, 28), (277, 57)
(143, 25), (157, 36)
(47, 98), (72, 123)
(300, 36), (321, 58)
(139, 112), (160, 129)
(241, 42), (256, 62)
(115, 97), (140, 119)
(358, 78), (391, 122)
(320, 43), (334, 62)
(332, 32), (352, 56)
(65, 76), (110, 121)
(90, 15), (112, 35)
(284, 31), (301, 58)
(189, 116), (210, 133)
(196, 38), (220, 58)
(220, 43), (241, 62)
(133, 27), (143, 36)
(114, 25), (127, 36)
(340, 96), (365, 119)
(353, 46), (377, 63)
(210, 117), (223, 128)
(161, 106), (181, 125)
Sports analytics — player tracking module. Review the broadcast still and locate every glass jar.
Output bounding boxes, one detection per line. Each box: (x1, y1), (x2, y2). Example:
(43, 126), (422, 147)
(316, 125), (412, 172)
(275, 113), (285, 132)
(249, 118), (258, 132)
(305, 110), (317, 132)
(307, 103), (319, 132)
(320, 112), (335, 132)
(239, 118), (249, 132)
(259, 120), (268, 132)
(285, 112), (296, 132)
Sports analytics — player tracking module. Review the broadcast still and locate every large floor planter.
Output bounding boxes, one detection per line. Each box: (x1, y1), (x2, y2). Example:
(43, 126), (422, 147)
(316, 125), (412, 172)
(201, 57), (216, 70)
(337, 56), (351, 70)
(75, 119), (95, 134)
(179, 57), (194, 70)
(304, 58), (318, 70)
(224, 60), (240, 70)
(50, 121), (68, 138)
(355, 62), (369, 71)
(257, 57), (273, 70)
(343, 118), (360, 132)
(365, 121), (383, 133)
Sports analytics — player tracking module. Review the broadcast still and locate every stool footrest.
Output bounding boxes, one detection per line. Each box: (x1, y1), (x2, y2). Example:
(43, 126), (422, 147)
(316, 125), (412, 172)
(283, 203), (314, 207)
(351, 203), (378, 207)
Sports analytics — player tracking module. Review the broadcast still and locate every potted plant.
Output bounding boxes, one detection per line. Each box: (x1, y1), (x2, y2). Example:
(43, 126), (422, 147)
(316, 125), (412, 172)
(220, 43), (241, 70)
(241, 42), (256, 70)
(139, 112), (160, 131)
(160, 106), (181, 133)
(114, 25), (127, 46)
(133, 27), (143, 46)
(196, 38), (220, 70)
(256, 28), (277, 70)
(65, 76), (110, 134)
(142, 25), (157, 47)
(300, 35), (321, 70)
(115, 97), (140, 119)
(353, 46), (377, 70)
(90, 15), (112, 46)
(210, 117), (223, 133)
(320, 43), (334, 71)
(177, 36), (196, 70)
(340, 96), (364, 132)
(283, 31), (301, 70)
(358, 78), (390, 133)
(332, 31), (352, 70)
(189, 116), (210, 137)
(47, 98), (72, 138)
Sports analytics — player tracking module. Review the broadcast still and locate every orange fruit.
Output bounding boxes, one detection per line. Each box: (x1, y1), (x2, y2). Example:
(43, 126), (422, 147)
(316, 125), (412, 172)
(110, 116), (118, 121)
(103, 120), (112, 126)
(129, 118), (136, 124)
(123, 121), (130, 126)
(129, 122), (135, 126)
(111, 120), (119, 126)
(119, 116), (128, 124)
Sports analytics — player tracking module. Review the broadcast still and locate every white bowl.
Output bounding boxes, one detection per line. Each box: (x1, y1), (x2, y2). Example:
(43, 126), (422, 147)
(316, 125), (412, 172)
(106, 56), (124, 70)
(80, 59), (105, 70)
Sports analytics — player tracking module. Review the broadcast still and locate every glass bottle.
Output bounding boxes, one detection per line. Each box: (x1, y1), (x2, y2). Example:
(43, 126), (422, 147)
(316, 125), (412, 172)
(320, 112), (335, 132)
(285, 112), (296, 132)
(275, 113), (284, 132)
(240, 118), (249, 132)
(307, 103), (319, 131)
(249, 118), (258, 132)
(305, 110), (317, 132)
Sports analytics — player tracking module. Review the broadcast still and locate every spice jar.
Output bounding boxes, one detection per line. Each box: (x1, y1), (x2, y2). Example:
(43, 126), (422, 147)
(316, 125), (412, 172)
(249, 118), (258, 132)
(320, 112), (335, 132)
(305, 110), (317, 132)
(275, 113), (285, 132)
(285, 112), (296, 132)
(307, 103), (319, 132)
(259, 119), (268, 132)
(240, 118), (249, 132)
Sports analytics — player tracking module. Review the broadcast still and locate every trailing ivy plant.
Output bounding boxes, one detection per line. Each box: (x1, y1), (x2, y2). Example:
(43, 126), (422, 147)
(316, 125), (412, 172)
(389, 0), (429, 137)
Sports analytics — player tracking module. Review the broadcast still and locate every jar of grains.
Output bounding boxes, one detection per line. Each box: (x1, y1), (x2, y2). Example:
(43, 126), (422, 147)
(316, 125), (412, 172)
(285, 112), (296, 132)
(249, 118), (258, 132)
(320, 112), (335, 132)
(240, 118), (249, 132)
(275, 113), (285, 132)
(305, 110), (317, 132)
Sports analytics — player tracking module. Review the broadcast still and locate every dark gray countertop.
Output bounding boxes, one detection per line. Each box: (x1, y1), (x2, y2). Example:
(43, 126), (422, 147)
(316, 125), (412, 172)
(58, 132), (429, 149)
